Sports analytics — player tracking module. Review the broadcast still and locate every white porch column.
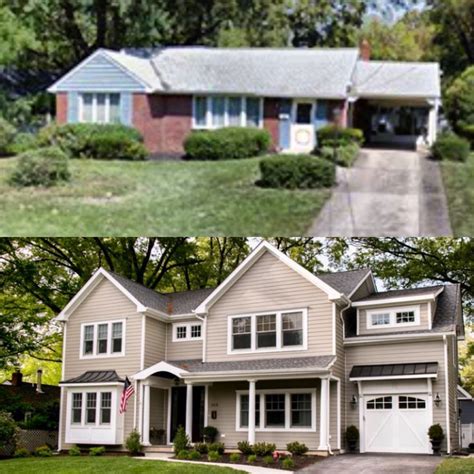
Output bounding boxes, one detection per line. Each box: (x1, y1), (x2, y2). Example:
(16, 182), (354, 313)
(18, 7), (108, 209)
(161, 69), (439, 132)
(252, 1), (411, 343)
(248, 379), (257, 444)
(319, 377), (329, 451)
(185, 383), (193, 441)
(142, 384), (151, 446)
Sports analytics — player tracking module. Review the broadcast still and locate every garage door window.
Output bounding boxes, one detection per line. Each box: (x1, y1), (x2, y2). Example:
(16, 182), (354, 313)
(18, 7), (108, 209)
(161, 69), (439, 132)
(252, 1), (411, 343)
(398, 396), (426, 409)
(367, 396), (392, 410)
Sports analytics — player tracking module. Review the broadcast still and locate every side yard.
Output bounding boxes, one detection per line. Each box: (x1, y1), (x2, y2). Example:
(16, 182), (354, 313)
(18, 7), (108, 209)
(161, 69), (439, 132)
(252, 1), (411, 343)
(435, 457), (474, 473)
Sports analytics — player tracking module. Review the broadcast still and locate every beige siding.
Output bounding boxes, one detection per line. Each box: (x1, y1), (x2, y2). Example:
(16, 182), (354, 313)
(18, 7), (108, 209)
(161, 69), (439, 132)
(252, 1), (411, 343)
(144, 317), (166, 368)
(358, 302), (430, 336)
(350, 278), (373, 300)
(150, 388), (167, 432)
(166, 320), (203, 361)
(206, 252), (333, 361)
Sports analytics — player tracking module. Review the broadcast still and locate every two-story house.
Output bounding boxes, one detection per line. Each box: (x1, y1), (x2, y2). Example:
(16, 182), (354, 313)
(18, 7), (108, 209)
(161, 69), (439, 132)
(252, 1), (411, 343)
(56, 241), (463, 455)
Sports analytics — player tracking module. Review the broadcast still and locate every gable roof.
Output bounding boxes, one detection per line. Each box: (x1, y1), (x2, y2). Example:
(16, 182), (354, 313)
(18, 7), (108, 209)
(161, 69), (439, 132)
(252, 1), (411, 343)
(317, 268), (373, 297)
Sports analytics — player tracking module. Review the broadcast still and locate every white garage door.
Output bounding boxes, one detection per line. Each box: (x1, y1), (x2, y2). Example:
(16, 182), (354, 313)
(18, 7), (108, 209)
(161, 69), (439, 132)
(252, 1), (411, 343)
(364, 394), (431, 454)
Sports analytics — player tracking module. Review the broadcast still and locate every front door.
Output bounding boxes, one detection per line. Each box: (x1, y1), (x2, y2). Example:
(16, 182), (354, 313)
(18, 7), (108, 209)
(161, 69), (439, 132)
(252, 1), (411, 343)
(291, 101), (315, 153)
(170, 386), (204, 443)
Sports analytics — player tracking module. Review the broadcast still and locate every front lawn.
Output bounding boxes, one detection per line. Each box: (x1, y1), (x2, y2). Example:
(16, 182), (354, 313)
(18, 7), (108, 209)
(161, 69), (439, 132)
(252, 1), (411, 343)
(440, 152), (474, 236)
(0, 456), (244, 474)
(435, 457), (474, 473)
(0, 157), (330, 236)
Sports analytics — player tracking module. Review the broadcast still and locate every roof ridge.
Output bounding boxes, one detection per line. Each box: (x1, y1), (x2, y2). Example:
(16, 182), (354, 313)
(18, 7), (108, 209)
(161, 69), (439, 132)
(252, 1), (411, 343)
(317, 268), (370, 275)
(359, 59), (439, 66)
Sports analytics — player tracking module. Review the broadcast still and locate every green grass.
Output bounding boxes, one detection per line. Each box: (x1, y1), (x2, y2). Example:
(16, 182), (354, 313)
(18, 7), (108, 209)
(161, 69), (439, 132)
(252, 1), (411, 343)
(0, 157), (330, 236)
(440, 152), (474, 236)
(435, 457), (474, 473)
(0, 456), (244, 473)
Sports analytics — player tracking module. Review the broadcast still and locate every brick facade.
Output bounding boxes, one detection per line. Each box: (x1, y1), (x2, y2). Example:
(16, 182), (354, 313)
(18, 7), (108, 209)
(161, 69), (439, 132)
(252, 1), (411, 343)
(56, 93), (68, 125)
(263, 98), (280, 151)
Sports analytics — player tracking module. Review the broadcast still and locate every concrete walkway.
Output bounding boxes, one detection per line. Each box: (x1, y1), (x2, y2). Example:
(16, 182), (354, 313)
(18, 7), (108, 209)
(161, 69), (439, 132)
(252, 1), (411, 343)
(310, 148), (452, 236)
(138, 452), (287, 473)
(300, 454), (443, 474)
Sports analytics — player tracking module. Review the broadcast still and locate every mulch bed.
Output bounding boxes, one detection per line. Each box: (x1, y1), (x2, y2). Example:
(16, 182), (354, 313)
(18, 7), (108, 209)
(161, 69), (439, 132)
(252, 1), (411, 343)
(173, 453), (325, 471)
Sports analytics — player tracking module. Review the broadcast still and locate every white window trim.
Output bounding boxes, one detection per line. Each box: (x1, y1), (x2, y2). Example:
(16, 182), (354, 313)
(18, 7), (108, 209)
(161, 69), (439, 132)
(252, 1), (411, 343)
(366, 305), (420, 329)
(172, 322), (203, 342)
(227, 308), (308, 355)
(235, 388), (317, 433)
(192, 95), (263, 130)
(78, 92), (120, 124)
(79, 319), (126, 359)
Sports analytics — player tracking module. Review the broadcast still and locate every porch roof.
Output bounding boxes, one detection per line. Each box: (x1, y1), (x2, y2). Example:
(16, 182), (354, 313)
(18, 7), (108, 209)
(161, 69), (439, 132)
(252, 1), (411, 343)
(349, 362), (438, 381)
(61, 370), (124, 384)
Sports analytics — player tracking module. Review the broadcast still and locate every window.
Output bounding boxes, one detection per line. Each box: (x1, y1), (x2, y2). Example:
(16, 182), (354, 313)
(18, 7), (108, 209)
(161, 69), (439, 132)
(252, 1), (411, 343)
(176, 326), (187, 339)
(366, 306), (420, 329)
(291, 393), (312, 427)
(72, 393), (82, 424)
(256, 314), (276, 349)
(173, 322), (203, 342)
(398, 396), (426, 409)
(191, 325), (201, 338)
(86, 393), (97, 424)
(192, 96), (262, 129)
(396, 311), (415, 324)
(229, 309), (307, 353)
(100, 392), (112, 424)
(265, 394), (285, 427)
(296, 103), (312, 124)
(239, 394), (260, 428)
(81, 320), (125, 357)
(371, 313), (390, 326)
(366, 396), (392, 410)
(79, 93), (121, 123)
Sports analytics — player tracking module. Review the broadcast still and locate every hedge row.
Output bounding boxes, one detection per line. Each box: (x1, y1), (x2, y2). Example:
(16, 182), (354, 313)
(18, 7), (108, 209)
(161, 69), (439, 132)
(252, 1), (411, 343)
(317, 125), (364, 148)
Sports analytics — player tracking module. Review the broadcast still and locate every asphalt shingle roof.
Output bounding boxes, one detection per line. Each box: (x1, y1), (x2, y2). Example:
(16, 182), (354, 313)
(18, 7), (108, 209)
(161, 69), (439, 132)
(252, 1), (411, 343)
(353, 284), (444, 302)
(61, 370), (124, 384)
(317, 268), (371, 296)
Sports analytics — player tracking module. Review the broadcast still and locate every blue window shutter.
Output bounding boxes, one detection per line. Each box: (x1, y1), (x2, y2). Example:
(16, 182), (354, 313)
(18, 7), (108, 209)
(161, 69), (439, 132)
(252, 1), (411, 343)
(315, 100), (329, 130)
(120, 93), (132, 125)
(279, 99), (292, 150)
(67, 92), (78, 123)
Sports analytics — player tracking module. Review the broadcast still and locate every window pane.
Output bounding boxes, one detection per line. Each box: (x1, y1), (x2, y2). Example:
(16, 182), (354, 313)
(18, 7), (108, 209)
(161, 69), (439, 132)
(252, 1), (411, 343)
(296, 103), (312, 124)
(232, 317), (251, 350)
(101, 392), (112, 424)
(176, 326), (187, 339)
(246, 98), (260, 127)
(233, 317), (251, 334)
(191, 325), (201, 338)
(372, 313), (390, 326)
(282, 312), (303, 347)
(396, 311), (415, 324)
(86, 393), (97, 424)
(97, 323), (108, 354)
(233, 334), (251, 350)
(82, 94), (93, 122)
(212, 97), (225, 127)
(84, 325), (94, 355)
(194, 96), (207, 126)
(72, 393), (82, 424)
(291, 393), (312, 427)
(228, 97), (242, 126)
(257, 314), (276, 348)
(109, 94), (121, 123)
(112, 322), (122, 353)
(240, 394), (260, 427)
(265, 394), (285, 427)
(96, 93), (106, 123)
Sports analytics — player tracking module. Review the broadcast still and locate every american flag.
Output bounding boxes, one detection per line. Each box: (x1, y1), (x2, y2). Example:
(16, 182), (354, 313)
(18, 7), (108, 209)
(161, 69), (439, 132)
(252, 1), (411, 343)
(119, 377), (134, 414)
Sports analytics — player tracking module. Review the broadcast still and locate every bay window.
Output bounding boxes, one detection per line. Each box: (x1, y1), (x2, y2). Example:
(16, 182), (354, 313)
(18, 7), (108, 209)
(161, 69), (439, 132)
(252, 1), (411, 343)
(79, 93), (121, 123)
(80, 320), (125, 357)
(86, 393), (97, 424)
(72, 393), (82, 424)
(101, 392), (112, 424)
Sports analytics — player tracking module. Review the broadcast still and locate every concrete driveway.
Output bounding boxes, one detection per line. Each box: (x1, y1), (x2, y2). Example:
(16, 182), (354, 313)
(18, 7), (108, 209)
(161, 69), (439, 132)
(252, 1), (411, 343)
(302, 454), (443, 474)
(310, 148), (452, 236)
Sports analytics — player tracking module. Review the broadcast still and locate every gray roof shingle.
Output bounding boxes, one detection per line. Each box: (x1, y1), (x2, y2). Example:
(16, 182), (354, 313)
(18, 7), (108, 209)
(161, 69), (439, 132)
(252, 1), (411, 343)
(317, 269), (371, 296)
(61, 370), (124, 384)
(353, 284), (445, 302)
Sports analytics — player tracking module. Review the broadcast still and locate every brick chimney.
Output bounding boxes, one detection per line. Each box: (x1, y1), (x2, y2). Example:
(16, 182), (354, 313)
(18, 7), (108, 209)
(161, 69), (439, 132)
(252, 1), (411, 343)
(360, 39), (371, 61)
(11, 370), (23, 387)
(36, 369), (44, 394)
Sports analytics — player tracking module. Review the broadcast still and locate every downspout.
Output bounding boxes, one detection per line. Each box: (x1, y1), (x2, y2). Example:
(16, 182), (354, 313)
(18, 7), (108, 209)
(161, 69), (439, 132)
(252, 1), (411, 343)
(443, 334), (451, 454)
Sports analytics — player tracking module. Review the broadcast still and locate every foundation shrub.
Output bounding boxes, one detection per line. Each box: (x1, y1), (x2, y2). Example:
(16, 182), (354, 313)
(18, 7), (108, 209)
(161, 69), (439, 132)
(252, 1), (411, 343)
(317, 125), (364, 148)
(172, 426), (190, 454)
(194, 442), (208, 454)
(253, 442), (276, 457)
(208, 442), (225, 454)
(207, 450), (221, 462)
(247, 454), (257, 463)
(176, 449), (190, 460)
(286, 441), (308, 455)
(229, 453), (241, 462)
(125, 429), (143, 455)
(431, 133), (470, 162)
(89, 446), (105, 456)
(237, 441), (254, 455)
(282, 457), (295, 470)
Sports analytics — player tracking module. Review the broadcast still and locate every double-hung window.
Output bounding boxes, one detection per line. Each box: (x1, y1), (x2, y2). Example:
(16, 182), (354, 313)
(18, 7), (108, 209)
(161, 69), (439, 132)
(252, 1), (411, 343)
(282, 312), (304, 347)
(83, 325), (94, 355)
(239, 394), (260, 428)
(86, 393), (97, 424)
(79, 93), (121, 123)
(256, 314), (276, 349)
(97, 323), (108, 354)
(71, 393), (82, 424)
(100, 392), (112, 424)
(69, 390), (114, 428)
(81, 320), (125, 357)
(366, 306), (420, 329)
(231, 317), (252, 350)
(291, 393), (312, 427)
(265, 394), (285, 427)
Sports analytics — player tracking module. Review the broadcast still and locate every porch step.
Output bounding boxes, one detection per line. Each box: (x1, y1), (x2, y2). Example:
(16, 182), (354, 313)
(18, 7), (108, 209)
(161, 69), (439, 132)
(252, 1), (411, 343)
(144, 446), (174, 453)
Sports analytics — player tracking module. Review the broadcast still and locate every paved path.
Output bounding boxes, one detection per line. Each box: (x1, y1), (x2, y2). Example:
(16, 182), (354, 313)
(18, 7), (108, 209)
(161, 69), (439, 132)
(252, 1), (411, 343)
(310, 148), (452, 236)
(300, 454), (443, 474)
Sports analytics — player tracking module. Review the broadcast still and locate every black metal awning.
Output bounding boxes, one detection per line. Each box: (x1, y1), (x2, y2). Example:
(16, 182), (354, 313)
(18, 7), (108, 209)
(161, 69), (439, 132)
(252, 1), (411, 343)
(349, 362), (438, 380)
(60, 370), (124, 384)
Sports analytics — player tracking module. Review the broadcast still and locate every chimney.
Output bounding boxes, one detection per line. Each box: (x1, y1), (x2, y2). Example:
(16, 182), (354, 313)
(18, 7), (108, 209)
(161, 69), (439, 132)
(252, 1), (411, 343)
(166, 299), (174, 315)
(360, 39), (371, 61)
(36, 369), (44, 394)
(11, 370), (23, 387)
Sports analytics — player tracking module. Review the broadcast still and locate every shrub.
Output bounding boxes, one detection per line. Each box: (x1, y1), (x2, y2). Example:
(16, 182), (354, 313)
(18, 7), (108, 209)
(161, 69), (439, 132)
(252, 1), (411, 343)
(247, 454), (257, 464)
(173, 426), (190, 454)
(317, 125), (364, 148)
(6, 133), (37, 156)
(176, 449), (190, 460)
(208, 442), (225, 455)
(14, 447), (30, 458)
(207, 450), (221, 462)
(229, 453), (241, 463)
(202, 425), (219, 443)
(282, 457), (295, 470)
(460, 124), (474, 148)
(431, 133), (470, 162)
(35, 445), (52, 457)
(237, 440), (254, 455)
(37, 123), (146, 160)
(194, 442), (208, 454)
(259, 154), (335, 189)
(0, 118), (16, 155)
(89, 446), (106, 456)
(0, 411), (18, 449)
(9, 146), (70, 187)
(189, 450), (201, 460)
(253, 442), (276, 457)
(428, 424), (444, 441)
(263, 455), (274, 465)
(184, 127), (271, 161)
(286, 441), (308, 455)
(320, 143), (360, 167)
(346, 425), (359, 443)
(125, 429), (143, 455)
(68, 445), (81, 456)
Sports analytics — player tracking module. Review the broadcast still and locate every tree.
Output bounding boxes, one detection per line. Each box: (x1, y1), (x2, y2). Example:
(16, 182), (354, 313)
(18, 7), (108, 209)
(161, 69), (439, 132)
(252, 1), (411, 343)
(444, 66), (474, 135)
(459, 324), (474, 394)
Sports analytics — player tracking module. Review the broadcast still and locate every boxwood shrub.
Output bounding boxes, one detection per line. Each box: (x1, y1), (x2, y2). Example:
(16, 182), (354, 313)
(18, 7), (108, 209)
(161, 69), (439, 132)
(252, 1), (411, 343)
(37, 123), (147, 160)
(319, 143), (360, 167)
(431, 133), (470, 162)
(317, 125), (364, 148)
(259, 154), (336, 189)
(184, 127), (271, 160)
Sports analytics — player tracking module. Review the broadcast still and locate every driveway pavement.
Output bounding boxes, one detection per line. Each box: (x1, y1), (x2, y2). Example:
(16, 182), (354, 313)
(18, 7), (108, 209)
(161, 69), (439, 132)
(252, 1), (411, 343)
(301, 454), (443, 474)
(310, 148), (452, 236)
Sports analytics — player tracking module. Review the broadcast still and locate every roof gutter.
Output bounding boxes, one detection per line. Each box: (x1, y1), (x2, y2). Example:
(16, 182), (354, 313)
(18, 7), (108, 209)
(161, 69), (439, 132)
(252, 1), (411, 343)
(344, 331), (456, 345)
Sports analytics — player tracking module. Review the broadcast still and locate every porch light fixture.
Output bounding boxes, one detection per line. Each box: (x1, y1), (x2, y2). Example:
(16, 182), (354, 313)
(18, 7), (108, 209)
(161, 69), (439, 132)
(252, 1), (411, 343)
(350, 395), (358, 409)
(434, 393), (441, 407)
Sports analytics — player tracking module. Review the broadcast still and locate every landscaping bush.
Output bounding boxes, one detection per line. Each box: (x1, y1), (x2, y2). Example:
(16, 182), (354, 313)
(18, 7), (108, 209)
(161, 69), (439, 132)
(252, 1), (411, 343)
(229, 453), (241, 463)
(37, 123), (147, 160)
(0, 411), (18, 450)
(237, 440), (254, 455)
(9, 146), (70, 187)
(68, 445), (81, 456)
(189, 450), (201, 460)
(125, 429), (143, 455)
(89, 446), (106, 456)
(320, 143), (360, 167)
(282, 457), (295, 470)
(259, 154), (335, 189)
(247, 454), (257, 464)
(176, 449), (190, 460)
(208, 441), (225, 455)
(431, 133), (470, 162)
(0, 117), (16, 155)
(286, 441), (308, 455)
(317, 125), (364, 148)
(173, 426), (190, 454)
(35, 445), (52, 457)
(6, 132), (37, 156)
(194, 442), (208, 454)
(428, 423), (444, 441)
(184, 127), (271, 161)
(207, 450), (221, 462)
(263, 455), (274, 465)
(202, 425), (219, 443)
(14, 447), (30, 458)
(460, 124), (474, 148)
(253, 442), (276, 457)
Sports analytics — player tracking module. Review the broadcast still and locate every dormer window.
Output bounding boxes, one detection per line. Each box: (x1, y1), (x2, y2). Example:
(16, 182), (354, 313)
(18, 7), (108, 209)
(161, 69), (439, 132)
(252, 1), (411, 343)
(366, 306), (420, 329)
(396, 310), (416, 324)
(80, 320), (125, 358)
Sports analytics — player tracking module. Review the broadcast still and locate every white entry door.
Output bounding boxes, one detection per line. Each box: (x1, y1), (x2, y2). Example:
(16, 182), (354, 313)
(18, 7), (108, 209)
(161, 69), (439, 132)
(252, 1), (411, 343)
(364, 394), (431, 454)
(290, 101), (315, 153)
